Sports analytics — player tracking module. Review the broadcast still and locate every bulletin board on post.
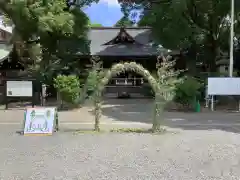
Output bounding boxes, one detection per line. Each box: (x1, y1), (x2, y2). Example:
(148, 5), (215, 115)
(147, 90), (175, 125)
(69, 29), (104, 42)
(5, 79), (35, 109)
(23, 107), (59, 136)
(207, 77), (240, 111)
(207, 77), (240, 95)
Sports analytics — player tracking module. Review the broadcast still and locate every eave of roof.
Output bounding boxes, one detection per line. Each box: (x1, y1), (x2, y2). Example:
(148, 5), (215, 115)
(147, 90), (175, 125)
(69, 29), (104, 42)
(0, 16), (13, 34)
(89, 27), (157, 56)
(0, 42), (12, 63)
(102, 27), (142, 45)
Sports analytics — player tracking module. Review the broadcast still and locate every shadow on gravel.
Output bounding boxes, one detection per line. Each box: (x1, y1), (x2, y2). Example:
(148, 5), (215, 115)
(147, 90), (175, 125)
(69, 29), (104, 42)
(93, 99), (240, 134)
(0, 99), (80, 112)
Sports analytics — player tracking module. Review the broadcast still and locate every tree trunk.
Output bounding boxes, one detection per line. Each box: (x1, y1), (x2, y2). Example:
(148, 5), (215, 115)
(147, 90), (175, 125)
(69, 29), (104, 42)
(206, 34), (219, 73)
(186, 57), (197, 75)
(185, 42), (198, 76)
(152, 94), (163, 132)
(94, 94), (101, 131)
(94, 102), (101, 131)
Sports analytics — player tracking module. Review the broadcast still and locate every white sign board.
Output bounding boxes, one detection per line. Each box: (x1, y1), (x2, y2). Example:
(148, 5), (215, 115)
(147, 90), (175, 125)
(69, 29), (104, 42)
(208, 77), (240, 95)
(7, 81), (32, 97)
(23, 107), (56, 135)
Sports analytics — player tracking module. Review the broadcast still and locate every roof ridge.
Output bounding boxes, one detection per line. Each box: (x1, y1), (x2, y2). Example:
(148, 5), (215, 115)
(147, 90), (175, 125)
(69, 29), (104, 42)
(102, 27), (143, 45)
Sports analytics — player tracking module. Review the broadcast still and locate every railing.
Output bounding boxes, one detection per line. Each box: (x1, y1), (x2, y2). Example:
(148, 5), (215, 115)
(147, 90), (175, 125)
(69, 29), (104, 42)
(104, 78), (153, 97)
(107, 77), (148, 86)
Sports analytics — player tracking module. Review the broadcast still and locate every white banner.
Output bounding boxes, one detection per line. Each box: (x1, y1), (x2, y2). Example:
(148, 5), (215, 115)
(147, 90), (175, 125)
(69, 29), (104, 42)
(7, 81), (32, 97)
(23, 107), (56, 135)
(208, 77), (240, 95)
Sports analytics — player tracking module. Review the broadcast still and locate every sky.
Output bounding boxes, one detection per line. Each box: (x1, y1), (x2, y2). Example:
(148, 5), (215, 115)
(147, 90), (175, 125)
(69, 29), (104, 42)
(0, 0), (124, 28)
(83, 0), (123, 26)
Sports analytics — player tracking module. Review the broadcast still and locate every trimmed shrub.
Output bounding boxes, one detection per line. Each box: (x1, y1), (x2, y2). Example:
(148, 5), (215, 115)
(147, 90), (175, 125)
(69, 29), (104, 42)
(53, 75), (81, 104)
(174, 76), (202, 109)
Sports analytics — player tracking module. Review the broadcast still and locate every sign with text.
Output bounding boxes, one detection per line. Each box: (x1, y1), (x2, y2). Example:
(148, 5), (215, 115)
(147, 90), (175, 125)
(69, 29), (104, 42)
(208, 77), (240, 95)
(23, 107), (56, 135)
(7, 81), (32, 97)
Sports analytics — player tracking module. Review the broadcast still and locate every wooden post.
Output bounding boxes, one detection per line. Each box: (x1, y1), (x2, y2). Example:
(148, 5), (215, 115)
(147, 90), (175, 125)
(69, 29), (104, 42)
(41, 84), (47, 106)
(31, 80), (34, 108)
(21, 109), (27, 135)
(54, 108), (59, 131)
(5, 79), (8, 110)
(57, 91), (63, 110)
(238, 99), (240, 112)
(211, 95), (214, 111)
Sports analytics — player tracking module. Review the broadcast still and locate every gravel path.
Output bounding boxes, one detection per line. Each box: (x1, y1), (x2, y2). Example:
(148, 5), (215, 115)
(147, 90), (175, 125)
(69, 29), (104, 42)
(1, 99), (240, 179)
(0, 125), (240, 180)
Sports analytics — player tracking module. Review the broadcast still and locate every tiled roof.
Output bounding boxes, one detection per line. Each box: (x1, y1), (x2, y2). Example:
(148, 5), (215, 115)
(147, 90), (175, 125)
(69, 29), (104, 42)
(0, 25), (163, 56)
(0, 24), (12, 34)
(0, 17), (12, 62)
(88, 27), (158, 56)
(0, 16), (13, 34)
(0, 43), (12, 62)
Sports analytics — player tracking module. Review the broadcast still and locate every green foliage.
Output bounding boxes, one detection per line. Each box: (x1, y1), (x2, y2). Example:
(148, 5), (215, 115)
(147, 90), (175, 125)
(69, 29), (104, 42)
(110, 128), (167, 134)
(139, 2), (195, 49)
(152, 56), (182, 131)
(86, 67), (102, 96)
(174, 76), (202, 108)
(0, 0), (91, 84)
(90, 23), (103, 27)
(155, 56), (182, 102)
(86, 69), (99, 94)
(114, 16), (134, 27)
(90, 56), (181, 132)
(91, 62), (160, 132)
(86, 69), (107, 96)
(87, 19), (103, 27)
(123, 0), (240, 72)
(81, 57), (104, 100)
(53, 75), (81, 104)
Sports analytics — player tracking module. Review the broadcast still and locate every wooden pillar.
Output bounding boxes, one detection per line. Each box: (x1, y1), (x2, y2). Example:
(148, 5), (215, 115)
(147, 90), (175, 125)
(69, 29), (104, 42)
(41, 84), (47, 106)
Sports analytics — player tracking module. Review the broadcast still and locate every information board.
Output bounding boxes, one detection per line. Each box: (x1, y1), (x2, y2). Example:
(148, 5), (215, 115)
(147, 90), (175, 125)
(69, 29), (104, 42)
(208, 77), (240, 95)
(7, 81), (32, 97)
(23, 107), (56, 135)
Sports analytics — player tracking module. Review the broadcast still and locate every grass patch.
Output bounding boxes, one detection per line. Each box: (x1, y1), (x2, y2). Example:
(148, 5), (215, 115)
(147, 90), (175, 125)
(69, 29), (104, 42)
(62, 128), (107, 134)
(110, 128), (167, 134)
(66, 128), (174, 135)
(73, 129), (107, 135)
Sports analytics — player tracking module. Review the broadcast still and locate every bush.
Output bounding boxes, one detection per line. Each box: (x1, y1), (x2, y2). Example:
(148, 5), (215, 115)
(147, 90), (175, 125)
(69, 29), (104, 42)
(86, 69), (99, 96)
(53, 75), (81, 104)
(86, 69), (106, 97)
(174, 76), (202, 108)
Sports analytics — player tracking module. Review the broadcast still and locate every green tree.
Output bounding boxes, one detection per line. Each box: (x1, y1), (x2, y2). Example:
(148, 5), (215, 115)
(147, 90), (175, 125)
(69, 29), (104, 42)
(0, 0), (97, 83)
(114, 16), (134, 27)
(91, 23), (103, 27)
(121, 0), (240, 73)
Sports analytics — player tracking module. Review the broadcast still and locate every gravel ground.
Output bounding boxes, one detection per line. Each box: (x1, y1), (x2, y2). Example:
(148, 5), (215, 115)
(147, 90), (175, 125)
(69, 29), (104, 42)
(1, 99), (240, 179)
(1, 125), (240, 180)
